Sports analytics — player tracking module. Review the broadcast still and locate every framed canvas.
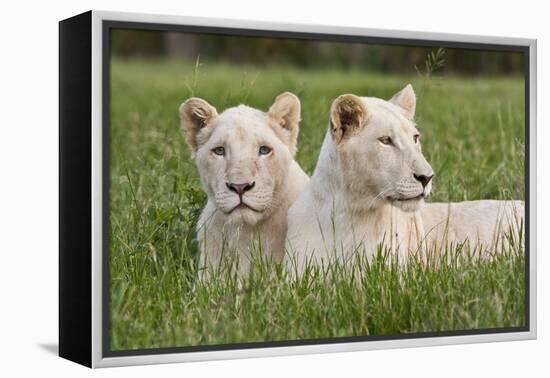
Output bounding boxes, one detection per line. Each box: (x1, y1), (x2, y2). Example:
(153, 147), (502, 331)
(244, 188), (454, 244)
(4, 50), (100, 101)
(59, 10), (537, 368)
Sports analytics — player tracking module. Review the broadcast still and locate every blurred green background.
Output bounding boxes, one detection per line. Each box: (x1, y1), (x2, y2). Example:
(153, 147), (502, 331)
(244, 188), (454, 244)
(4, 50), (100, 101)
(112, 28), (524, 75)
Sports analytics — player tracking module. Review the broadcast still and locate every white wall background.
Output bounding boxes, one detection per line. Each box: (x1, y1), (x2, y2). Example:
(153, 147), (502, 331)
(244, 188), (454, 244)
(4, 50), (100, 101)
(0, 0), (546, 376)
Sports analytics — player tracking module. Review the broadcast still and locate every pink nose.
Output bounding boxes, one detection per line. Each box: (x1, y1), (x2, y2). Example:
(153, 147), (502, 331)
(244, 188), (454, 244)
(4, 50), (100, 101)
(226, 181), (255, 195)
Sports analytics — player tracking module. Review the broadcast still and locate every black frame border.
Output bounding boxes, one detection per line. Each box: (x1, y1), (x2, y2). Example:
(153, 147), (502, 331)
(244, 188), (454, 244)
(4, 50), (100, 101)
(59, 11), (93, 367)
(101, 19), (531, 358)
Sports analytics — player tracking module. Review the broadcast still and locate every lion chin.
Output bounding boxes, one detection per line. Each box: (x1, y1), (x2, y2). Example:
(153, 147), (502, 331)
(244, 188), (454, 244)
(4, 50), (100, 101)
(391, 197), (424, 213)
(226, 205), (265, 226)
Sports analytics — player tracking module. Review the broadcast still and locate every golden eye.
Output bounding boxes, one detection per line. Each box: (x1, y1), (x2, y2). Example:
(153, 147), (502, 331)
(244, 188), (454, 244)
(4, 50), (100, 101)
(378, 136), (393, 145)
(413, 134), (420, 144)
(212, 146), (225, 156)
(259, 145), (272, 155)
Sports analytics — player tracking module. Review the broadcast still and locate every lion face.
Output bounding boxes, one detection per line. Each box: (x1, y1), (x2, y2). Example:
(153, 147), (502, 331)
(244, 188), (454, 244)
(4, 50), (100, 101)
(330, 85), (434, 213)
(180, 93), (301, 225)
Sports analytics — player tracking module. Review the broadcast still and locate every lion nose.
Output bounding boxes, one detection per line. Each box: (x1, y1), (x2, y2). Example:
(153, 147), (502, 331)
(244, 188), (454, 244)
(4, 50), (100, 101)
(226, 181), (255, 195)
(413, 173), (433, 188)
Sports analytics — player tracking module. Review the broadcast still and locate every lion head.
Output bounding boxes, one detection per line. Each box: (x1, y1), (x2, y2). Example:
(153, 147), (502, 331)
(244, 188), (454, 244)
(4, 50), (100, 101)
(179, 92), (301, 225)
(329, 84), (434, 213)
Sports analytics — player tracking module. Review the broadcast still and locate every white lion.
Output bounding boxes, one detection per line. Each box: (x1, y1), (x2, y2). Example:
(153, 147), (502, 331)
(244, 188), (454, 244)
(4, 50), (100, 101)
(285, 85), (524, 274)
(180, 93), (309, 278)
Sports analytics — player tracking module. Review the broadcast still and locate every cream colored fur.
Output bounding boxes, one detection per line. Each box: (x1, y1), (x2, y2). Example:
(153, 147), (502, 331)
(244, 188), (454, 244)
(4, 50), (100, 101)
(180, 93), (309, 278)
(285, 85), (524, 274)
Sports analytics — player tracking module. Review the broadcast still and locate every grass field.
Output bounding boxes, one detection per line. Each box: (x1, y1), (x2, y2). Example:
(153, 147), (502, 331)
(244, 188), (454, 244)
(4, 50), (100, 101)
(109, 58), (526, 351)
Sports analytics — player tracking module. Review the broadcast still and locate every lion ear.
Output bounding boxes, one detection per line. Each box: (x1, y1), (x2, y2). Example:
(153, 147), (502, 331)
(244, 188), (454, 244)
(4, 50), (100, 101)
(330, 94), (368, 145)
(268, 92), (301, 156)
(179, 98), (218, 154)
(390, 84), (416, 118)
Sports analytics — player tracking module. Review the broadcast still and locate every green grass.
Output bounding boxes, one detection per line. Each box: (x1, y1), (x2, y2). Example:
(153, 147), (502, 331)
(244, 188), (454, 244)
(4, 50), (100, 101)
(109, 58), (525, 351)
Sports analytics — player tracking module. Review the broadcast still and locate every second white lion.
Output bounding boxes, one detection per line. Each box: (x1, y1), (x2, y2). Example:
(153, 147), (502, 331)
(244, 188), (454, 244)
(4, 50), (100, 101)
(285, 85), (524, 274)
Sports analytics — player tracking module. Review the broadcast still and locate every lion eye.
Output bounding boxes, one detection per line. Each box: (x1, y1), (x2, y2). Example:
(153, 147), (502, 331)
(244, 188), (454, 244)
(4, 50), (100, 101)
(413, 134), (420, 144)
(259, 146), (272, 155)
(212, 146), (225, 156)
(378, 136), (393, 145)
